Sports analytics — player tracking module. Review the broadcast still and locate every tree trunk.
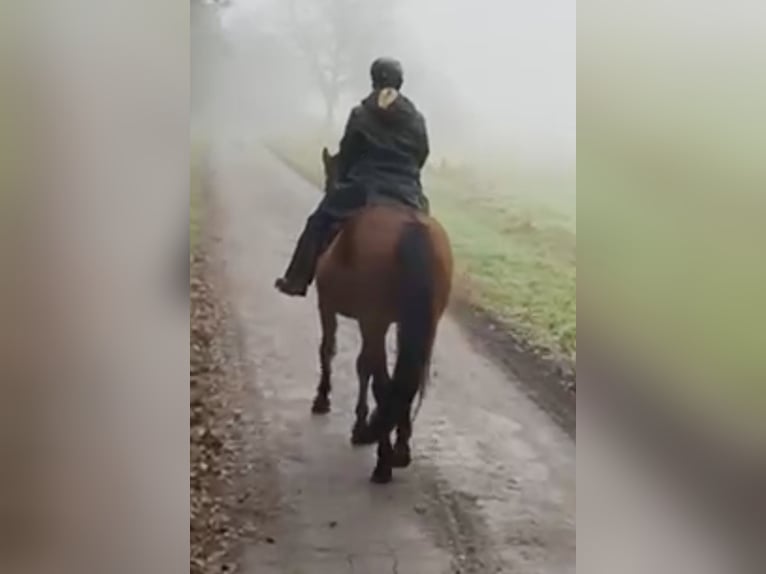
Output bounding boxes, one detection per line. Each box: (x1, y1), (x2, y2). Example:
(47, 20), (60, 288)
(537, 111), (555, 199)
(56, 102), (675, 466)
(322, 91), (338, 137)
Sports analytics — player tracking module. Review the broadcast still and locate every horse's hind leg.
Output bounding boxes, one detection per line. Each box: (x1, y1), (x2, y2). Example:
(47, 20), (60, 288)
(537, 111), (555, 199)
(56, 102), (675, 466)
(367, 330), (396, 483)
(371, 433), (394, 484)
(351, 322), (387, 445)
(312, 304), (336, 415)
(351, 350), (372, 445)
(374, 381), (416, 479)
(392, 413), (413, 468)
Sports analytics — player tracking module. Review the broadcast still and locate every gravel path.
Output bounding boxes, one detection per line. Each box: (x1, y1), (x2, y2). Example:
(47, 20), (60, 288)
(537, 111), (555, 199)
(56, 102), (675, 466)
(209, 143), (575, 574)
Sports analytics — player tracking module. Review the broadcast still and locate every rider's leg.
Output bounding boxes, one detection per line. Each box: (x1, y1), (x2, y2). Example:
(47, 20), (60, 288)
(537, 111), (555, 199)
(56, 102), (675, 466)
(276, 182), (367, 297)
(275, 209), (334, 297)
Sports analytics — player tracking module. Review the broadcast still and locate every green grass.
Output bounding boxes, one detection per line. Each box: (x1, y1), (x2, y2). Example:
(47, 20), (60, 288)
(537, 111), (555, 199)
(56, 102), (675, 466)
(272, 139), (577, 360)
(427, 168), (576, 358)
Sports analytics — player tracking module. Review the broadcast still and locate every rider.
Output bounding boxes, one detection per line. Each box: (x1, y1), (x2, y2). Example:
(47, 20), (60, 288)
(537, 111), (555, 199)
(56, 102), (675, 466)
(275, 57), (430, 297)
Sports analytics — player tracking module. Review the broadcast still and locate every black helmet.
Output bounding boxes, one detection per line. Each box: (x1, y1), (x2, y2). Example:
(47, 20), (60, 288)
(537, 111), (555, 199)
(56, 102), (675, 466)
(370, 58), (403, 90)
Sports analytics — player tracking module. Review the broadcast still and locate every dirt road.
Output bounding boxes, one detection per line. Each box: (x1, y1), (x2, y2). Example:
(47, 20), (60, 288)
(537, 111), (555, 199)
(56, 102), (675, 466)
(208, 143), (575, 573)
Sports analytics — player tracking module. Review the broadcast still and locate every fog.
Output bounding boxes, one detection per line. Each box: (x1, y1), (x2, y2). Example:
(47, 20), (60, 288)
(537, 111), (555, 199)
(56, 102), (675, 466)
(194, 0), (575, 171)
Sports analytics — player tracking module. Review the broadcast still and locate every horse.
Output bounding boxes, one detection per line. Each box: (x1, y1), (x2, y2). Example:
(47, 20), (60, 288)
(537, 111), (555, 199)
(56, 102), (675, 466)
(311, 147), (453, 484)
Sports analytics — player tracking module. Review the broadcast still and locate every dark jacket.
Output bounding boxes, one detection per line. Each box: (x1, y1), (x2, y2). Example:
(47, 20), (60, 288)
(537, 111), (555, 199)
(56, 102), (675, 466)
(321, 89), (430, 217)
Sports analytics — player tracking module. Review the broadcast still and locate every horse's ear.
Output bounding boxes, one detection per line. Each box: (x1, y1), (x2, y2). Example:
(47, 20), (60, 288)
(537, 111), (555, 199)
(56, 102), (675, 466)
(322, 147), (331, 165)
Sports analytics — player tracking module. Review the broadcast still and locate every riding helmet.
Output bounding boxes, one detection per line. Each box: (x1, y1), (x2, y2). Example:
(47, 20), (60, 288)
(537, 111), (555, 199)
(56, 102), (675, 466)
(370, 58), (404, 90)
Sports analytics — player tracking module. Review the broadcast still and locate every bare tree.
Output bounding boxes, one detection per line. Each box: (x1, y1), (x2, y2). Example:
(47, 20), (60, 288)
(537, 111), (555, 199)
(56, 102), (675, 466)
(286, 0), (395, 129)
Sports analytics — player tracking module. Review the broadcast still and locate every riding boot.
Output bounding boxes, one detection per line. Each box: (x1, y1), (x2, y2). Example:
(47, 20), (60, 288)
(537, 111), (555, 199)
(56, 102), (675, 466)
(274, 217), (324, 297)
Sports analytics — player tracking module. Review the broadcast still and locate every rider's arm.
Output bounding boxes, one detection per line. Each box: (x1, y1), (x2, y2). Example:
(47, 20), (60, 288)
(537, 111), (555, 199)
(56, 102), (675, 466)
(337, 107), (364, 181)
(415, 113), (430, 168)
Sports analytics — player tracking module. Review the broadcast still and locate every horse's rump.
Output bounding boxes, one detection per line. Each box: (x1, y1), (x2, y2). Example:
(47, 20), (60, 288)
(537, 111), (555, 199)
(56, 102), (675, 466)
(316, 204), (451, 322)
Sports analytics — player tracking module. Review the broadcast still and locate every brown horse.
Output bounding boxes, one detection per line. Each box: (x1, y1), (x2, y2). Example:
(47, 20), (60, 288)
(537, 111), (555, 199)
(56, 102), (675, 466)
(311, 148), (453, 483)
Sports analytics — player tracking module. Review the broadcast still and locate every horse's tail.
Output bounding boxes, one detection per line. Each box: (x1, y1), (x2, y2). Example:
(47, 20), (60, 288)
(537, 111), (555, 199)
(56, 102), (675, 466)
(391, 220), (436, 427)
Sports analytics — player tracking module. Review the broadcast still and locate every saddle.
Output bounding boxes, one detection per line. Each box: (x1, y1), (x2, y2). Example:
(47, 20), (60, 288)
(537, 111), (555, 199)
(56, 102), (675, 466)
(321, 197), (428, 253)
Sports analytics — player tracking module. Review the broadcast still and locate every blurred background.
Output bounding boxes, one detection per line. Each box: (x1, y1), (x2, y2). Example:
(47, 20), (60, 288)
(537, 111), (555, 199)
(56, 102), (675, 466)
(1, 2), (188, 573)
(579, 2), (766, 572)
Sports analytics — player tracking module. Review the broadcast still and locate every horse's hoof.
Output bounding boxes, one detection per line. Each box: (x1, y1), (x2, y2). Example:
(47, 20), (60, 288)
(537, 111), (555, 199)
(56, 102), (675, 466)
(370, 465), (393, 484)
(351, 423), (377, 446)
(391, 445), (412, 468)
(311, 398), (330, 415)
